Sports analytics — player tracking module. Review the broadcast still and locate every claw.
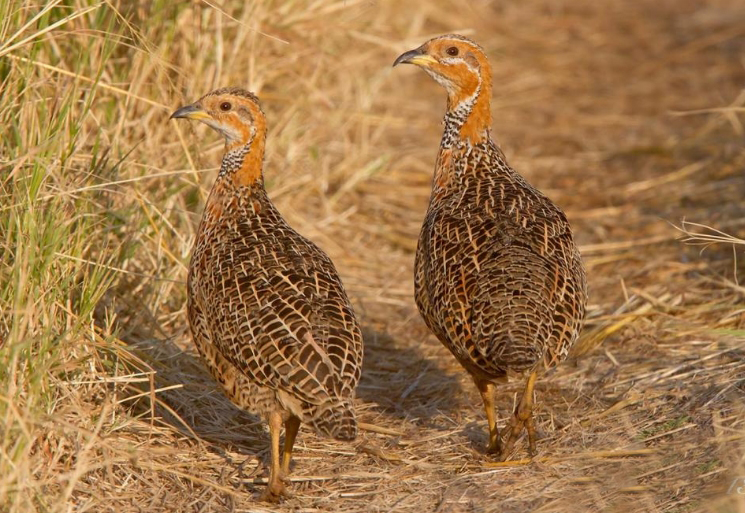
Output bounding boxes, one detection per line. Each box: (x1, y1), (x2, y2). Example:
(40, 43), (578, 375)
(259, 481), (290, 503)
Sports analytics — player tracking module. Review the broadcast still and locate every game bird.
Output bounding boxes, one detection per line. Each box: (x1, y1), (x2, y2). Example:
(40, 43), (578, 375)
(394, 35), (587, 460)
(171, 88), (363, 499)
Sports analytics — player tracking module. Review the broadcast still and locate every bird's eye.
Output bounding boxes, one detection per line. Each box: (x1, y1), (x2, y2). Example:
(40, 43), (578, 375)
(446, 46), (459, 56)
(219, 102), (232, 111)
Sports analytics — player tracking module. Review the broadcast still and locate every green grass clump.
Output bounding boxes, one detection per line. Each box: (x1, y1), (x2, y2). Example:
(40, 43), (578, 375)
(0, 2), (152, 509)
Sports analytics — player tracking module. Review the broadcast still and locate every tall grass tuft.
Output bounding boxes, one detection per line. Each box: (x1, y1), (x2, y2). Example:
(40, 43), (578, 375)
(0, 2), (153, 509)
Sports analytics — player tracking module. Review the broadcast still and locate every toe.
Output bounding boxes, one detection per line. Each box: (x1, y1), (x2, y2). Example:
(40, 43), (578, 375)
(259, 489), (282, 503)
(260, 479), (288, 502)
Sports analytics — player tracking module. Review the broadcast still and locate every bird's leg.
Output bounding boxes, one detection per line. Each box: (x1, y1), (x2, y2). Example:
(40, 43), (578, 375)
(261, 411), (287, 502)
(474, 378), (501, 454)
(281, 415), (301, 475)
(500, 371), (538, 461)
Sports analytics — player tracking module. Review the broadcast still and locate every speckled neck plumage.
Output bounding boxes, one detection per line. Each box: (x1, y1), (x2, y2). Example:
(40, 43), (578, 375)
(444, 56), (493, 148)
(434, 80), (503, 195)
(441, 91), (478, 149)
(218, 128), (266, 187)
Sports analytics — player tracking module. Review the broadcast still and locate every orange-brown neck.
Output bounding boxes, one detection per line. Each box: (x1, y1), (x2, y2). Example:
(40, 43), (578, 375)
(459, 90), (491, 145)
(434, 72), (493, 190)
(231, 132), (265, 186)
(221, 118), (266, 187)
(445, 71), (492, 146)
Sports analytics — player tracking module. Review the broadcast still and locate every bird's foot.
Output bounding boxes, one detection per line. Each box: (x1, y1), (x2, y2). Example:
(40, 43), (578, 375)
(259, 466), (294, 503)
(259, 476), (291, 503)
(498, 412), (537, 461)
(498, 371), (538, 461)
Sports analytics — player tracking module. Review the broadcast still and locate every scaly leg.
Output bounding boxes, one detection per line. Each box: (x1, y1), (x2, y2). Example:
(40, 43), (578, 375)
(282, 415), (301, 475)
(500, 371), (538, 461)
(474, 378), (501, 454)
(260, 411), (286, 502)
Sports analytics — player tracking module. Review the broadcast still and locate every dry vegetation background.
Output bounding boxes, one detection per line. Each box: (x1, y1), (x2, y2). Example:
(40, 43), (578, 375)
(2, 0), (745, 512)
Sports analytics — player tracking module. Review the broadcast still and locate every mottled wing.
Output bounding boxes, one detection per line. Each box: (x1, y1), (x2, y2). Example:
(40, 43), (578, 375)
(414, 214), (441, 342)
(187, 280), (277, 413)
(200, 227), (362, 409)
(416, 164), (587, 377)
(470, 202), (586, 372)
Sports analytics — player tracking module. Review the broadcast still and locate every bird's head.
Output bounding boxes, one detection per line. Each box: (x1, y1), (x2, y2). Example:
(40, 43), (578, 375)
(171, 87), (266, 150)
(393, 34), (492, 110)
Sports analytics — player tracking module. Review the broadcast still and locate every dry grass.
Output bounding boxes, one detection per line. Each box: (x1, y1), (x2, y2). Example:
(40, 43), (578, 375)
(1, 0), (745, 511)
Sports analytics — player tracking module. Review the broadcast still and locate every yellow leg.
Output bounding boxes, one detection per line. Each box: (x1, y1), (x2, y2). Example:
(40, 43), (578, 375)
(282, 415), (301, 475)
(500, 371), (538, 461)
(475, 378), (501, 454)
(260, 411), (286, 502)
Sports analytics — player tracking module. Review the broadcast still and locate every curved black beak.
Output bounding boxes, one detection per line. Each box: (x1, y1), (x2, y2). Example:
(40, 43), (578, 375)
(393, 48), (422, 67)
(170, 103), (209, 121)
(393, 46), (438, 68)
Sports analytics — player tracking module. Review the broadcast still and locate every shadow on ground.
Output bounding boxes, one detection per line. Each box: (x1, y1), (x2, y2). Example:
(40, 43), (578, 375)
(107, 306), (467, 463)
(357, 327), (466, 421)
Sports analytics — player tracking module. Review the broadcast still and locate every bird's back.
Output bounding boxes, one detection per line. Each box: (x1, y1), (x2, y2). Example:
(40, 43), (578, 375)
(188, 180), (363, 439)
(415, 141), (586, 380)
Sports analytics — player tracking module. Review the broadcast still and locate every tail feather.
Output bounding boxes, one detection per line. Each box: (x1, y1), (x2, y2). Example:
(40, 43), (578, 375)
(307, 400), (357, 441)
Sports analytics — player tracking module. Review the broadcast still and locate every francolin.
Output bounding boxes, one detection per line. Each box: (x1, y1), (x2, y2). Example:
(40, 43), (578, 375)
(394, 35), (587, 460)
(171, 88), (363, 499)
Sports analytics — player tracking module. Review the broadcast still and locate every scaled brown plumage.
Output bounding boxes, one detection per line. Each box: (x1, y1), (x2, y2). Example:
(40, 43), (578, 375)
(394, 36), (587, 460)
(171, 88), (363, 500)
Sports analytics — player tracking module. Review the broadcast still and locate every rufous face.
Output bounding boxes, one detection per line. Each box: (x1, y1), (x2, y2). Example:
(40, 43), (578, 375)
(171, 88), (264, 147)
(394, 35), (490, 106)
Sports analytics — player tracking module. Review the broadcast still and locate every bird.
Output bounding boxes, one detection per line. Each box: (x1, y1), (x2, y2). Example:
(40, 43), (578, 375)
(171, 87), (363, 500)
(393, 35), (587, 460)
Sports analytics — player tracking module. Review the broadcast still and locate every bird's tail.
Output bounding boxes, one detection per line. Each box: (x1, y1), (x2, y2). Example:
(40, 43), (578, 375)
(307, 399), (358, 441)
